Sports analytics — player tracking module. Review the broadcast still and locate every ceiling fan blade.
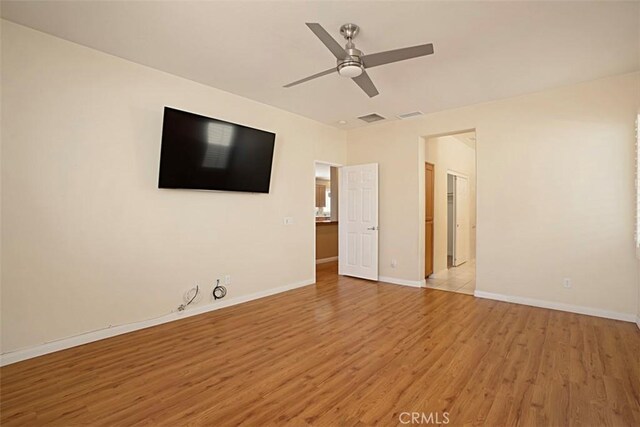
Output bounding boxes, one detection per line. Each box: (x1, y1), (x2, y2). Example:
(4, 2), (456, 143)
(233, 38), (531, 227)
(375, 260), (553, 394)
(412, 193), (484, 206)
(306, 23), (347, 59)
(352, 71), (379, 98)
(283, 67), (337, 88)
(362, 43), (434, 69)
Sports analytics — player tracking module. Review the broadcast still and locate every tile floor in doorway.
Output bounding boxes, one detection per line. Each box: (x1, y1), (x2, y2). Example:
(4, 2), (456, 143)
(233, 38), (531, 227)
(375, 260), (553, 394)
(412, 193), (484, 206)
(425, 259), (476, 295)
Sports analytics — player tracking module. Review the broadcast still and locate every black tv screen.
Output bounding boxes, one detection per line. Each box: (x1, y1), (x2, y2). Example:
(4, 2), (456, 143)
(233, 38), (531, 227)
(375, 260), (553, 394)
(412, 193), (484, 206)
(158, 107), (276, 193)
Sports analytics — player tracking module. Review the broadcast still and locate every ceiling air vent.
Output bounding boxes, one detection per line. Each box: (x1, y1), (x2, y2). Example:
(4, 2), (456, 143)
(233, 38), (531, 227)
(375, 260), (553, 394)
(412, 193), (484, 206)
(358, 113), (386, 123)
(397, 111), (424, 120)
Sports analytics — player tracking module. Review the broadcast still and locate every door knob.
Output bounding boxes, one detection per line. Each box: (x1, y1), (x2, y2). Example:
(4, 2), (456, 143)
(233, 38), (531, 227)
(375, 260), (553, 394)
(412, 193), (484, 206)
(367, 226), (378, 231)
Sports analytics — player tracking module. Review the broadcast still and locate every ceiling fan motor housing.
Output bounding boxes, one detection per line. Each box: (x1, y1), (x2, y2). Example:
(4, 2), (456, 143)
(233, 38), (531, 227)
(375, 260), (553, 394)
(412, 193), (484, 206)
(337, 47), (364, 77)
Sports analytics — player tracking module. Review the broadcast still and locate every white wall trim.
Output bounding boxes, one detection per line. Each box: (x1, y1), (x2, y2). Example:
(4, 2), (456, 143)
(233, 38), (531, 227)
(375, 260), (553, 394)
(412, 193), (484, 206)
(446, 169), (469, 180)
(316, 256), (338, 264)
(474, 290), (637, 323)
(378, 276), (425, 288)
(0, 278), (315, 367)
(636, 315), (640, 330)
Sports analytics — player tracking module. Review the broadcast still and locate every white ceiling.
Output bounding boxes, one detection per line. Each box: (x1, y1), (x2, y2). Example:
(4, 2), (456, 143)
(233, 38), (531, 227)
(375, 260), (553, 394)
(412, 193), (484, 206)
(3, 1), (638, 129)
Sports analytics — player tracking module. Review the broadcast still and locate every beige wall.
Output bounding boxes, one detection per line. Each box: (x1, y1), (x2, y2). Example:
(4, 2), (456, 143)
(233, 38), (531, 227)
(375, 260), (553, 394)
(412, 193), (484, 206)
(348, 72), (640, 317)
(426, 135), (476, 273)
(0, 22), (346, 353)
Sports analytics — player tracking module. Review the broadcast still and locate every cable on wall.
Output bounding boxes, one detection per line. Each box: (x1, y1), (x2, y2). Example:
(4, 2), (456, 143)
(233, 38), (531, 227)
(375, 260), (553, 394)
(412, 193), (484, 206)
(212, 279), (227, 300)
(177, 285), (199, 311)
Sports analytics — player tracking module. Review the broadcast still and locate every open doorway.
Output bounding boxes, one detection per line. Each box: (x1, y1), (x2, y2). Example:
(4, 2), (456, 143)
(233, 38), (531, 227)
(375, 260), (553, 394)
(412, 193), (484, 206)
(448, 172), (471, 268)
(314, 162), (340, 278)
(447, 174), (455, 268)
(424, 131), (476, 295)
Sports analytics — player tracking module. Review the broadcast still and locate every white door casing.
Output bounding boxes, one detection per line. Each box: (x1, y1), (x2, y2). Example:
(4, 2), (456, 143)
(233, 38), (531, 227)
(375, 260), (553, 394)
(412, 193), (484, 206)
(454, 175), (470, 266)
(339, 163), (379, 280)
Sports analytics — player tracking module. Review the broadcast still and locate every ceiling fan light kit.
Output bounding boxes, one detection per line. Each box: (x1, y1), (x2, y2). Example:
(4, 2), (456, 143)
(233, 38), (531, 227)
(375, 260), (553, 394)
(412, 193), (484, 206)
(284, 22), (434, 99)
(337, 61), (363, 78)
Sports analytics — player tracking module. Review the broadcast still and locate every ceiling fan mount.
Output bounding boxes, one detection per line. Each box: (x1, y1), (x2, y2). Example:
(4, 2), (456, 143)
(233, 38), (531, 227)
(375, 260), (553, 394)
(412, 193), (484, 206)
(339, 23), (360, 40)
(284, 22), (434, 98)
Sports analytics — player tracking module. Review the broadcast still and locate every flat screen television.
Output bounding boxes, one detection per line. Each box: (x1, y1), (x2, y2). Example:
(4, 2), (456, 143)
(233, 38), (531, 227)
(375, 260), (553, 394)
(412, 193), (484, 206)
(158, 107), (276, 193)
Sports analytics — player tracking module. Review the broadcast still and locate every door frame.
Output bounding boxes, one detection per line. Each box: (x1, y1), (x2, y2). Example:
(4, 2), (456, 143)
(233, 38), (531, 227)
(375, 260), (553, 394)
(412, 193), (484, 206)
(313, 160), (343, 284)
(420, 129), (477, 280)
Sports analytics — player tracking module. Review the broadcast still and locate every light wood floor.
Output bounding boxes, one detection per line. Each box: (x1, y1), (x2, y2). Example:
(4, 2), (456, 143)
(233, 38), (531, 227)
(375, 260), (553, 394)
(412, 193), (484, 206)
(1, 262), (639, 426)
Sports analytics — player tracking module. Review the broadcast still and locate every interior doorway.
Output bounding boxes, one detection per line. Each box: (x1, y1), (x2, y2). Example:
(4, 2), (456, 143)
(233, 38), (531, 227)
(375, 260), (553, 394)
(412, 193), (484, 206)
(314, 161), (341, 280)
(447, 172), (470, 268)
(423, 131), (476, 295)
(447, 174), (455, 268)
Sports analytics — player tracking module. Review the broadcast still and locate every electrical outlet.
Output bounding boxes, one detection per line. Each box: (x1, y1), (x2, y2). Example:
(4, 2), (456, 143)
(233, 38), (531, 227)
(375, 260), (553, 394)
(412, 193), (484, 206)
(391, 259), (398, 268)
(225, 275), (231, 285)
(563, 278), (572, 289)
(283, 217), (294, 225)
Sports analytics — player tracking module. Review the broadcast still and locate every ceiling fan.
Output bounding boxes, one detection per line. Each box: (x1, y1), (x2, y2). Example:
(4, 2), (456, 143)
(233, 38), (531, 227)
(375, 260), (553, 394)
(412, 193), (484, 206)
(284, 23), (434, 98)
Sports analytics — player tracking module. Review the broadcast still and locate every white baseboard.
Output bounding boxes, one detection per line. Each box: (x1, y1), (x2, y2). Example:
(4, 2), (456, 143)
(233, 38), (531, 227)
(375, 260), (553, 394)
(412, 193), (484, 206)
(636, 316), (640, 330)
(474, 290), (637, 323)
(316, 256), (338, 264)
(378, 276), (425, 288)
(0, 278), (315, 367)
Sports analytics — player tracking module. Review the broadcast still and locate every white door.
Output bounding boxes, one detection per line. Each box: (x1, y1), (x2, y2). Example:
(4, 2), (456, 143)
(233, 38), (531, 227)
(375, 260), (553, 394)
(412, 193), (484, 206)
(454, 175), (470, 266)
(339, 164), (379, 280)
